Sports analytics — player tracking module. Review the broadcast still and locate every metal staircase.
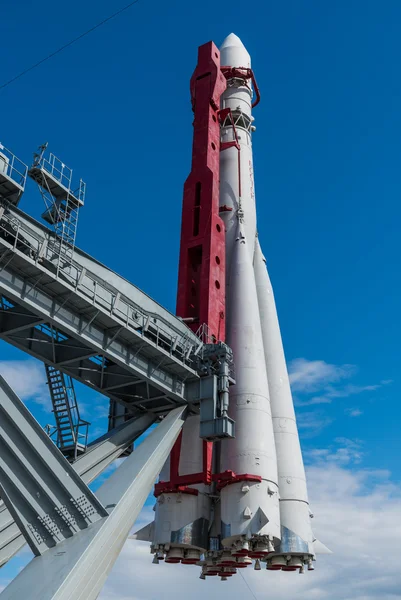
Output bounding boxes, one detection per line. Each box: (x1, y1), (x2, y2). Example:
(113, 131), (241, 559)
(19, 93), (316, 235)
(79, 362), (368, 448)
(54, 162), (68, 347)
(26, 144), (89, 459)
(28, 143), (85, 268)
(45, 365), (89, 460)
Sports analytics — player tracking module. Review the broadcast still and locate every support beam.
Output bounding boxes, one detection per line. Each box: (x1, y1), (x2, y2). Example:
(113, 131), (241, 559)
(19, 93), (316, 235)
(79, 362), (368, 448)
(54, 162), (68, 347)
(0, 375), (108, 557)
(0, 412), (156, 567)
(0, 406), (186, 600)
(0, 305), (44, 334)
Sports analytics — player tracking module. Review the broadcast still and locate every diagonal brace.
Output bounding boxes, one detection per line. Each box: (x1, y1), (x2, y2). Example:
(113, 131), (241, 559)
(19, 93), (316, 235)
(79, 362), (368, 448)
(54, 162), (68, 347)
(0, 375), (108, 557)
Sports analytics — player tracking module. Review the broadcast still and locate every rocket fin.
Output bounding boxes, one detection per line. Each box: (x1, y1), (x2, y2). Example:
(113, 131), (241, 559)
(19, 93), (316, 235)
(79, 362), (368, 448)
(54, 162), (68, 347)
(313, 538), (333, 555)
(130, 521), (155, 542)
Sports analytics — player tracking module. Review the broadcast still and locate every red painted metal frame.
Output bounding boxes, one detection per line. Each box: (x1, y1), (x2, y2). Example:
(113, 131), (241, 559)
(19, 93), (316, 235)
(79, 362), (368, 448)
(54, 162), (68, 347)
(154, 430), (213, 497)
(220, 66), (261, 108)
(155, 41), (227, 497)
(176, 41), (227, 341)
(212, 470), (262, 491)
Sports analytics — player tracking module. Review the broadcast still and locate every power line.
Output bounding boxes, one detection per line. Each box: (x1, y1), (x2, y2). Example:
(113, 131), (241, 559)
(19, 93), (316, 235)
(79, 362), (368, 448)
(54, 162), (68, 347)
(0, 0), (140, 91)
(238, 569), (258, 600)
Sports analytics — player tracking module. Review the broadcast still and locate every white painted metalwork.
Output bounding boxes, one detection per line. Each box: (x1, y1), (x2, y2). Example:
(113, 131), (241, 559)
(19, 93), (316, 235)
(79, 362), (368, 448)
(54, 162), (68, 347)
(254, 238), (315, 560)
(0, 375), (108, 557)
(220, 225), (280, 546)
(218, 34), (280, 553)
(0, 383), (186, 600)
(28, 143), (86, 267)
(0, 203), (204, 413)
(0, 411), (155, 568)
(0, 143), (28, 206)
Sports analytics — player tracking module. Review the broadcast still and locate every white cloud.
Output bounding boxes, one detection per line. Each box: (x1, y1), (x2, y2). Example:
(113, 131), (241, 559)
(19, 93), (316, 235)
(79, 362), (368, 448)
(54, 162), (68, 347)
(290, 359), (391, 409)
(297, 411), (334, 436)
(288, 358), (355, 393)
(79, 392), (110, 420)
(97, 453), (401, 600)
(307, 438), (364, 465)
(0, 442), (400, 600)
(0, 359), (49, 407)
(324, 383), (381, 399)
(345, 408), (363, 417)
(295, 395), (333, 406)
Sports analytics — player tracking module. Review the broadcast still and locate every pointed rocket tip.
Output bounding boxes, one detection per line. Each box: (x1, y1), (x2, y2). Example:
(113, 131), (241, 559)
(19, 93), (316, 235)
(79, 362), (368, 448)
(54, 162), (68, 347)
(253, 236), (267, 270)
(220, 33), (251, 68)
(220, 33), (245, 50)
(254, 237), (266, 261)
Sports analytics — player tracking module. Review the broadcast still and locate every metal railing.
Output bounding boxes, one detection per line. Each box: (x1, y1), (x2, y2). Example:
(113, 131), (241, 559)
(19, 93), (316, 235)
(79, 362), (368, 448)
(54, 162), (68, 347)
(37, 152), (73, 191)
(32, 147), (86, 206)
(0, 144), (28, 189)
(0, 208), (201, 373)
(44, 420), (89, 460)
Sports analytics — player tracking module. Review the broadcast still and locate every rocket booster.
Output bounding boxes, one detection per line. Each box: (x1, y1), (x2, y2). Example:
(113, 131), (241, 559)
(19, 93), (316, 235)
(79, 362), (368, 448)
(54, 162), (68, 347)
(219, 34), (280, 554)
(143, 33), (325, 578)
(254, 239), (315, 566)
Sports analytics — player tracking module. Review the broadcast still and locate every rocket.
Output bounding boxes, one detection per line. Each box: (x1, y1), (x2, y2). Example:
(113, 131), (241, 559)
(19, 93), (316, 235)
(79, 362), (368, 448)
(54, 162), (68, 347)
(136, 33), (328, 578)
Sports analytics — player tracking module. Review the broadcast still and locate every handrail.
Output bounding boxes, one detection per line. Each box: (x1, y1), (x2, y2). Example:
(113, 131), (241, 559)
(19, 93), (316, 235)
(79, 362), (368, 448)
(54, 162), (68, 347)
(0, 208), (202, 372)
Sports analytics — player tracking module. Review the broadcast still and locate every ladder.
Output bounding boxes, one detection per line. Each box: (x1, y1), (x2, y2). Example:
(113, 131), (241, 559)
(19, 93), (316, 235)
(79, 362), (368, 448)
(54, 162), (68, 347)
(27, 143), (90, 458)
(28, 143), (85, 268)
(45, 365), (89, 460)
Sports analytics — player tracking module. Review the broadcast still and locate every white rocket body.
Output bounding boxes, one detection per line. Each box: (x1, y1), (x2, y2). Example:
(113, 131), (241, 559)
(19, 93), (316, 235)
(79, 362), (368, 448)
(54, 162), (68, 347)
(148, 32), (320, 574)
(152, 416), (210, 563)
(219, 33), (314, 563)
(253, 239), (314, 559)
(220, 225), (280, 549)
(219, 34), (256, 271)
(219, 34), (280, 554)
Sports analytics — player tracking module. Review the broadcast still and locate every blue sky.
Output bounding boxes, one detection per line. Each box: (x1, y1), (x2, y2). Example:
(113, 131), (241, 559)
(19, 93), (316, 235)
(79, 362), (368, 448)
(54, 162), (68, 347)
(1, 1), (401, 598)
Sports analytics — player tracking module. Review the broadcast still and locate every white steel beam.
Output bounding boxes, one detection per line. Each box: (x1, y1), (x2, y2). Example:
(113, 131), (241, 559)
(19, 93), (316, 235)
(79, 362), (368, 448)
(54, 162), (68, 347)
(0, 376), (109, 557)
(0, 405), (186, 600)
(0, 412), (156, 567)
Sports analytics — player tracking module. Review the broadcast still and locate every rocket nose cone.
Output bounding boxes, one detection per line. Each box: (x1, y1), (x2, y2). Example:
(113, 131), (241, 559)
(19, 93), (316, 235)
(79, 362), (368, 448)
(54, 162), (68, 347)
(220, 33), (245, 50)
(220, 33), (251, 68)
(254, 237), (267, 264)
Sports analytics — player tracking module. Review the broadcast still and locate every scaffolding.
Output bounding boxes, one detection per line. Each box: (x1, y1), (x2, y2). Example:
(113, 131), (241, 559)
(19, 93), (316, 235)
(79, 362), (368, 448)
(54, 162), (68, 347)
(28, 143), (86, 266)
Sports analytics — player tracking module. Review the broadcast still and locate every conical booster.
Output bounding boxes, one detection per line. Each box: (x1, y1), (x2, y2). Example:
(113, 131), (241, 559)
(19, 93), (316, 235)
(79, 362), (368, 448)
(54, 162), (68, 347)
(220, 224), (280, 554)
(254, 238), (315, 567)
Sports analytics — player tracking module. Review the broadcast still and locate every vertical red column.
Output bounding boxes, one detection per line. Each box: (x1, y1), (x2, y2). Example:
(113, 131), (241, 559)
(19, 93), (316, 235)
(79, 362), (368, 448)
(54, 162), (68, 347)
(176, 41), (227, 342)
(155, 42), (226, 495)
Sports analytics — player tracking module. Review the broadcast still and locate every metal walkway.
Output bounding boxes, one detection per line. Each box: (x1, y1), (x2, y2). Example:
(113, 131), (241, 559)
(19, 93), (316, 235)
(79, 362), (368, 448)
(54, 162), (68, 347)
(0, 201), (215, 418)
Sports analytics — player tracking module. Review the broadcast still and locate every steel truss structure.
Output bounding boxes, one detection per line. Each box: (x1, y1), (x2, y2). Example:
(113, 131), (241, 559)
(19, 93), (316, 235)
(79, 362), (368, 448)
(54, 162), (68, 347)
(0, 164), (235, 597)
(0, 374), (186, 599)
(0, 201), (233, 415)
